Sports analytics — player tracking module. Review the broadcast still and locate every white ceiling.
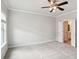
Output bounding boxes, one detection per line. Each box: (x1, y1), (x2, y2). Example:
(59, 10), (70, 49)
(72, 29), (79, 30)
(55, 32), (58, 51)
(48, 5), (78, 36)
(2, 0), (77, 17)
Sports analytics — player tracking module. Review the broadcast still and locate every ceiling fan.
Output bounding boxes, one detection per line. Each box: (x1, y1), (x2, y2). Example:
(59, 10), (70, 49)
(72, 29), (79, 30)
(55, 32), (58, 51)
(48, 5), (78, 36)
(41, 0), (68, 12)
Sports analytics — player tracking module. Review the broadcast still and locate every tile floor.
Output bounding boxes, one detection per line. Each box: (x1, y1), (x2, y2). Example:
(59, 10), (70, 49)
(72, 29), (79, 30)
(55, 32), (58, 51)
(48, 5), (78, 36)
(4, 41), (77, 59)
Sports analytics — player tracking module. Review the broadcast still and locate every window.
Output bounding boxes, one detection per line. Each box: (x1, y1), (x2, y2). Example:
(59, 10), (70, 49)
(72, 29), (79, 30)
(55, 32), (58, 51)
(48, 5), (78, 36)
(1, 13), (7, 45)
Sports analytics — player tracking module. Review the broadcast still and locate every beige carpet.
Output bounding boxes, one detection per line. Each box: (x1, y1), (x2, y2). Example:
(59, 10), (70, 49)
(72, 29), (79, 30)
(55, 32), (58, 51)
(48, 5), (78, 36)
(4, 42), (77, 59)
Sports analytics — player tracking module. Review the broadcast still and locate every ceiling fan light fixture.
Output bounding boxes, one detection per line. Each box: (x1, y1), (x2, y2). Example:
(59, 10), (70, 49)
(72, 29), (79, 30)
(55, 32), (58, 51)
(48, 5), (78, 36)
(41, 0), (68, 12)
(50, 1), (53, 4)
(53, 9), (55, 13)
(53, 6), (57, 10)
(49, 8), (53, 10)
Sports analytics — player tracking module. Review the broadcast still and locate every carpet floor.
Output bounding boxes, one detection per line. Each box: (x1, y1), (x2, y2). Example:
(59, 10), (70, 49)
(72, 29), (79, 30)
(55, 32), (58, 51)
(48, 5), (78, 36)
(4, 41), (77, 59)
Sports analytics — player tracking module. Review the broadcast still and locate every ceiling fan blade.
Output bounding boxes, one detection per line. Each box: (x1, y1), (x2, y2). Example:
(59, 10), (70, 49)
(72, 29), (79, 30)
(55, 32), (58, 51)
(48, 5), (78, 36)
(50, 9), (53, 12)
(48, 0), (57, 3)
(57, 1), (68, 6)
(48, 0), (51, 2)
(41, 6), (50, 8)
(57, 7), (64, 11)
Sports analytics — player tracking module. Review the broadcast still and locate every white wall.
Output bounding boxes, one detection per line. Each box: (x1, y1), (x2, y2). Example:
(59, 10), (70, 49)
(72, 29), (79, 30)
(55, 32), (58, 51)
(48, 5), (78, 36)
(56, 10), (77, 47)
(8, 10), (56, 48)
(1, 0), (9, 59)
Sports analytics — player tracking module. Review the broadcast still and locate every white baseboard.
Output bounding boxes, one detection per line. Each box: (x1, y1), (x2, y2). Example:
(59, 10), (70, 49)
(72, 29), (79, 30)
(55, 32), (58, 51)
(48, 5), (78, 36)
(8, 40), (55, 48)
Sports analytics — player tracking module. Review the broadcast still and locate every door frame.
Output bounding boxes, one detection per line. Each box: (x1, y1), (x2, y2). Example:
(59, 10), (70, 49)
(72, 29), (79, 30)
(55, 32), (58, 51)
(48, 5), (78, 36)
(58, 19), (76, 47)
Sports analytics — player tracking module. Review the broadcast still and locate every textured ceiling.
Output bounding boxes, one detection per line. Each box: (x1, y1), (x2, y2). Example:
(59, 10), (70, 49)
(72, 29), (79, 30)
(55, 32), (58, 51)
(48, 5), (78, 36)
(2, 0), (77, 17)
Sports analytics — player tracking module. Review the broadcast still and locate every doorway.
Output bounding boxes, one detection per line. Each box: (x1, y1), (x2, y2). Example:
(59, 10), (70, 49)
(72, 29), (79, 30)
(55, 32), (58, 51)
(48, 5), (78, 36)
(63, 21), (71, 45)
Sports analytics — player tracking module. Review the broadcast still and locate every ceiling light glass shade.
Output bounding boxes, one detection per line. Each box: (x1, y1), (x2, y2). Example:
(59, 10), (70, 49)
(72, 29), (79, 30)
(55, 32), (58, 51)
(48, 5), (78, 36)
(49, 1), (53, 6)
(53, 6), (57, 10)
(53, 9), (55, 12)
(51, 1), (53, 4)
(49, 8), (53, 11)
